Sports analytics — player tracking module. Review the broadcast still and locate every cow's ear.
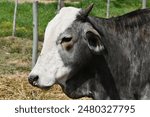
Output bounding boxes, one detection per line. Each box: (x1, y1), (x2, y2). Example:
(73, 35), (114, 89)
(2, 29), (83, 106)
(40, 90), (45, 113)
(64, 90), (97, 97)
(85, 31), (104, 54)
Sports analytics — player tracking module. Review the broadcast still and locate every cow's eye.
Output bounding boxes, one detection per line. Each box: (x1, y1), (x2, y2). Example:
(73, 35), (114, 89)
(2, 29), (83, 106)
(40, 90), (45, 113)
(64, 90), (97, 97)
(61, 37), (73, 51)
(61, 37), (72, 44)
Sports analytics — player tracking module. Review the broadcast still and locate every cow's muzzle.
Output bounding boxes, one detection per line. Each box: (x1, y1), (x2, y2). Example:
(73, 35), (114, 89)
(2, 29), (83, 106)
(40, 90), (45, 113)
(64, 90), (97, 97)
(28, 75), (51, 90)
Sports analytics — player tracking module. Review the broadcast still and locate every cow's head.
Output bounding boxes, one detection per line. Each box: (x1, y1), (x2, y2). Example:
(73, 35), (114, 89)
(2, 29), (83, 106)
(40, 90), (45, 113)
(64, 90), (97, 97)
(28, 4), (104, 90)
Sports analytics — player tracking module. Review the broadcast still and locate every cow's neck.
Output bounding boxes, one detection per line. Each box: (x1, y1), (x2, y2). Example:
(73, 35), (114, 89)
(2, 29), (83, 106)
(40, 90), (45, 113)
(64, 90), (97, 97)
(88, 16), (141, 99)
(64, 55), (120, 100)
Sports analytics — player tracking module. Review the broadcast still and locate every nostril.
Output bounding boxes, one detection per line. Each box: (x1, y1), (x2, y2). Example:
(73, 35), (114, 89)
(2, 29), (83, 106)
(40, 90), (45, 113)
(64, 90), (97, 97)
(28, 75), (39, 86)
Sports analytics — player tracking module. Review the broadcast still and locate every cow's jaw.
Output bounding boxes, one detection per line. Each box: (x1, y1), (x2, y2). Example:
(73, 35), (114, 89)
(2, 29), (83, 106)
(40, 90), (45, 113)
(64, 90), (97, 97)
(29, 7), (81, 88)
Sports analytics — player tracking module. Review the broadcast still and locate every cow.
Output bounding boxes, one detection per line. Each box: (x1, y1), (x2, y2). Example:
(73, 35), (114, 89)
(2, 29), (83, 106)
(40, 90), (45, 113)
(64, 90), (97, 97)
(28, 4), (150, 100)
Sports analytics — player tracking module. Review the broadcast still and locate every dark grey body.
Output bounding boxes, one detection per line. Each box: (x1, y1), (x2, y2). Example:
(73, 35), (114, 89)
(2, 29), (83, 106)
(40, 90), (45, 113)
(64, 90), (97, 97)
(88, 9), (150, 99)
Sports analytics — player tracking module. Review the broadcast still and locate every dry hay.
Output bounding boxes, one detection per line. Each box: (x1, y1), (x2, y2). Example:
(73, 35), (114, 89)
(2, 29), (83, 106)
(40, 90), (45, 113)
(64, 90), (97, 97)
(0, 73), (71, 100)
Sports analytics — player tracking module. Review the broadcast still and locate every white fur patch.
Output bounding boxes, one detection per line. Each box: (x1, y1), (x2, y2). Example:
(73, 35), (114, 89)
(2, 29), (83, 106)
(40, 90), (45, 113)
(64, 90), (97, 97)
(29, 7), (81, 87)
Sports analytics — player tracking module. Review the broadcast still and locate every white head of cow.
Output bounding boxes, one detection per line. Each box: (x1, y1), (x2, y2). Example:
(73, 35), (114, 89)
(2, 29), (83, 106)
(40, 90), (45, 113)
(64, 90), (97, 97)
(28, 4), (104, 89)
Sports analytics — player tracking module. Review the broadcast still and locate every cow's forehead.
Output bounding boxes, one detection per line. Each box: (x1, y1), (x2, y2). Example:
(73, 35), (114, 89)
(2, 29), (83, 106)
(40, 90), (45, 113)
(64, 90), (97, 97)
(55, 7), (81, 33)
(43, 7), (81, 49)
(59, 7), (81, 18)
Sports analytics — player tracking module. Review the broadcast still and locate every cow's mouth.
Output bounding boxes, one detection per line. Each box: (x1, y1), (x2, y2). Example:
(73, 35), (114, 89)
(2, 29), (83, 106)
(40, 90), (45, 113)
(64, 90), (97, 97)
(31, 82), (51, 91)
(28, 75), (52, 90)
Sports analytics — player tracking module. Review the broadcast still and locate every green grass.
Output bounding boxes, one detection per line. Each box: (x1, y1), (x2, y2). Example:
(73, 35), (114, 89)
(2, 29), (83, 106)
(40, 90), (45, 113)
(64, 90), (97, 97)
(0, 0), (150, 40)
(0, 2), (57, 40)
